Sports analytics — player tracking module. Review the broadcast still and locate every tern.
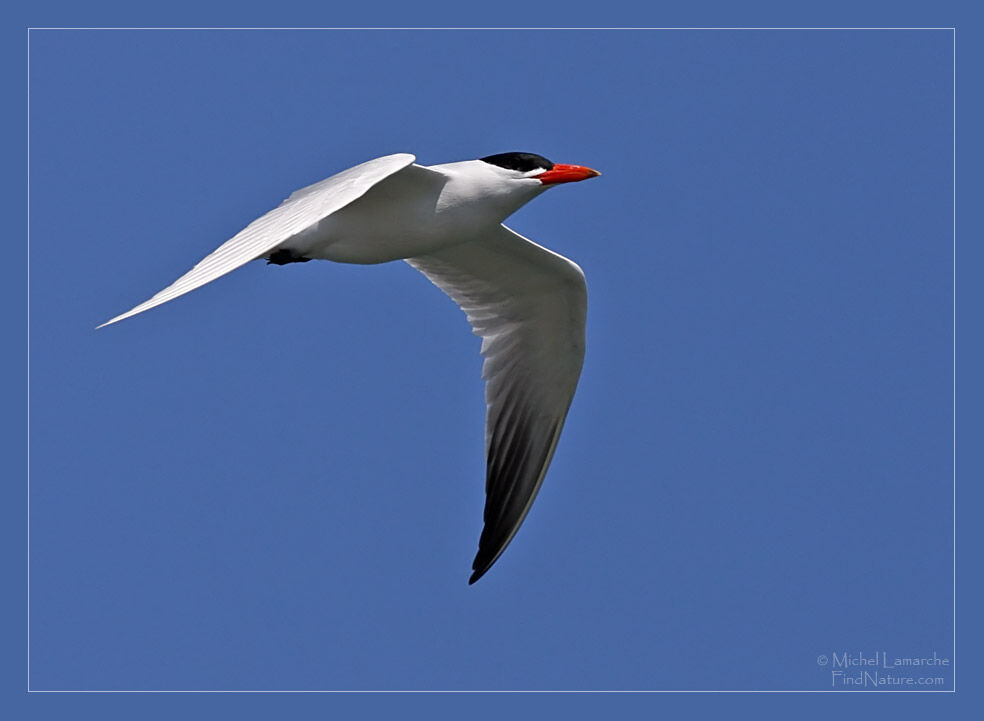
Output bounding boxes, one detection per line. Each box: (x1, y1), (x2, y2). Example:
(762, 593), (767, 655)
(100, 151), (600, 583)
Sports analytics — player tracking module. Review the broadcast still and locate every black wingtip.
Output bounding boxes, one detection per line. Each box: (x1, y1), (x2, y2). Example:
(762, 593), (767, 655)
(468, 555), (496, 585)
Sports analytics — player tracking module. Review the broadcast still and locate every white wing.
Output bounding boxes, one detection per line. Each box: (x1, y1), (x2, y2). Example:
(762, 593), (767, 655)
(98, 153), (417, 328)
(407, 225), (587, 583)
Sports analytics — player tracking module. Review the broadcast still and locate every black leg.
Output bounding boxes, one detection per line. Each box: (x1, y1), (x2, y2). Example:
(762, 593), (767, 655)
(267, 249), (313, 265)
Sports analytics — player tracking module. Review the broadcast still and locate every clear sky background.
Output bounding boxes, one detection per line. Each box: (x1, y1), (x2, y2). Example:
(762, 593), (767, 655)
(21, 19), (962, 711)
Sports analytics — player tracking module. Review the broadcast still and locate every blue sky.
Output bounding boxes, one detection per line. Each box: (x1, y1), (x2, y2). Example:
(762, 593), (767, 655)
(24, 25), (956, 701)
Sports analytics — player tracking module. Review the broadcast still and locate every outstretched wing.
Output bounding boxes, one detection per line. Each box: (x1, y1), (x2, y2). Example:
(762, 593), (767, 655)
(98, 153), (417, 328)
(407, 224), (587, 583)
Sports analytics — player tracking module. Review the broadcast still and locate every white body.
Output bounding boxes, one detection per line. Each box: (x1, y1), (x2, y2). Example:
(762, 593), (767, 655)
(289, 161), (548, 264)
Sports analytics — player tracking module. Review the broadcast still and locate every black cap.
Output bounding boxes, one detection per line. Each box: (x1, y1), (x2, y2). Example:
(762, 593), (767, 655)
(480, 152), (555, 173)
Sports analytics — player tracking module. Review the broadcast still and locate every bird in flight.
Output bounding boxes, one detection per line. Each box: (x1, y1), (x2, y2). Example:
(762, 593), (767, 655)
(100, 151), (600, 583)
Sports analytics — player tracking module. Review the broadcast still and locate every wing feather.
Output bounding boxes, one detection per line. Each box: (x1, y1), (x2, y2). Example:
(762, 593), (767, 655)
(98, 153), (416, 328)
(407, 224), (587, 583)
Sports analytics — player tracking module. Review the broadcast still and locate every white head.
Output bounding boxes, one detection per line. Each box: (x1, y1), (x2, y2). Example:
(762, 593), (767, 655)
(433, 152), (601, 225)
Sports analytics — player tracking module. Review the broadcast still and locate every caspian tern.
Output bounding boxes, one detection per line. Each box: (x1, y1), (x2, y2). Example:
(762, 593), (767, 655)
(99, 151), (600, 584)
